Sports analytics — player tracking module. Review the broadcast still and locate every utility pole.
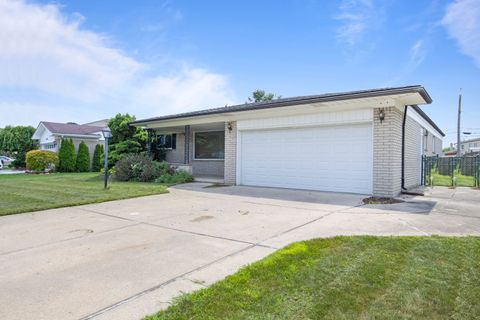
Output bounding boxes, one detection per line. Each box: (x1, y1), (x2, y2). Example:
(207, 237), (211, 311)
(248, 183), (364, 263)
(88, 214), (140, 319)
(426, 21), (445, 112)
(457, 89), (462, 157)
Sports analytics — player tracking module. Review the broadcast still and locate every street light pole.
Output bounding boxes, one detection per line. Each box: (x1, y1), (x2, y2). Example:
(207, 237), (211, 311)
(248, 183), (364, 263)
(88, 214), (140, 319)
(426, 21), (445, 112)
(104, 137), (109, 189)
(101, 128), (112, 189)
(457, 89), (462, 157)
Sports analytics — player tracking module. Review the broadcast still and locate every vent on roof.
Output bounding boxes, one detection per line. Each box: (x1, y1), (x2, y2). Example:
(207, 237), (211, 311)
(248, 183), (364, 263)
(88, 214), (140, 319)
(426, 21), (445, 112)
(66, 122), (78, 125)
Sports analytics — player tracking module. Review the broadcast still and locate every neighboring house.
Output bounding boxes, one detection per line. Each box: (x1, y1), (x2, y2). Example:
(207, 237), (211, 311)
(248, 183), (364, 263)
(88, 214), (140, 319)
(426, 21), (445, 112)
(450, 138), (480, 155)
(130, 85), (444, 197)
(32, 121), (105, 160)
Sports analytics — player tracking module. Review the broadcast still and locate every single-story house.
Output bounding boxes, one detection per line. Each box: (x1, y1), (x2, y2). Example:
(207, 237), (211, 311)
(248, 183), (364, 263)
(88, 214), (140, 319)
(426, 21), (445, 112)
(130, 85), (444, 197)
(32, 120), (108, 159)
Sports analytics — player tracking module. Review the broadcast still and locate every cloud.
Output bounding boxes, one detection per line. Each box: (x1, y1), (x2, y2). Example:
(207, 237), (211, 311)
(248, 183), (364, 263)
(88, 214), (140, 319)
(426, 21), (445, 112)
(409, 39), (426, 67)
(334, 0), (377, 46)
(133, 67), (235, 115)
(0, 0), (235, 126)
(0, 0), (143, 103)
(442, 0), (480, 67)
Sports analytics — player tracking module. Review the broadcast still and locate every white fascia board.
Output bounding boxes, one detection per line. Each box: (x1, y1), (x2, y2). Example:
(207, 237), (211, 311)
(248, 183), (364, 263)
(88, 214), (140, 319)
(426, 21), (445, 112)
(137, 97), (399, 130)
(52, 133), (102, 139)
(407, 107), (443, 139)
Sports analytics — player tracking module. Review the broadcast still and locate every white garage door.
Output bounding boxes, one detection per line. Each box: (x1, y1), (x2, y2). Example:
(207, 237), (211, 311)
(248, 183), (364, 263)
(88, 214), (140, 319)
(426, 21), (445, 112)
(239, 123), (373, 194)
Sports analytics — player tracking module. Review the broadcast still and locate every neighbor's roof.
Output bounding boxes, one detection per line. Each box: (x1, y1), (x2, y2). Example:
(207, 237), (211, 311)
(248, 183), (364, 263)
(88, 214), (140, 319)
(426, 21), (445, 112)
(40, 121), (103, 136)
(131, 85), (432, 125)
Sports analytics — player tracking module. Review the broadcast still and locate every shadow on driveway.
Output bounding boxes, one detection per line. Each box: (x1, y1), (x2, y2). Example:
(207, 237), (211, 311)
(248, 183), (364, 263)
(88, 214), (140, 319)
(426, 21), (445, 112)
(172, 183), (438, 214)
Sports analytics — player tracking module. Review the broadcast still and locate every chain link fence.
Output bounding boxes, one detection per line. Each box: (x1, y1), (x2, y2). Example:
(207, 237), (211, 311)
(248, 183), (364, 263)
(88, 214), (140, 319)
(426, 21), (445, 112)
(422, 155), (480, 188)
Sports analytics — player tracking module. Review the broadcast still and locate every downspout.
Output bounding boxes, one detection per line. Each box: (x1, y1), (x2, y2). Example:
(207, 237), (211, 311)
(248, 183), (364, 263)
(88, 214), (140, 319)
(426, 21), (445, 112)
(401, 105), (408, 191)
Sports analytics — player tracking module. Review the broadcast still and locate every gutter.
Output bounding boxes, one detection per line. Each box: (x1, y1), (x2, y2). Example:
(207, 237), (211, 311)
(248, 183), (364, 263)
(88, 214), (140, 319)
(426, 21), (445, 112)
(130, 85), (431, 126)
(401, 105), (408, 192)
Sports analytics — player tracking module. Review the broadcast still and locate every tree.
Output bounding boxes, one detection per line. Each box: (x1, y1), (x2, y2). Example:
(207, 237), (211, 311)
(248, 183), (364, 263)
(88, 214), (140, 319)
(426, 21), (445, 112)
(76, 141), (90, 172)
(58, 139), (76, 172)
(92, 144), (104, 172)
(247, 90), (281, 103)
(0, 125), (38, 168)
(107, 114), (147, 166)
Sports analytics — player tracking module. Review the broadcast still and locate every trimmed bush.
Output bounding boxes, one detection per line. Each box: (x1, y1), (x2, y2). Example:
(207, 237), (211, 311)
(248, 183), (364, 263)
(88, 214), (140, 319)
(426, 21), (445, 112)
(26, 150), (59, 171)
(155, 171), (194, 184)
(92, 144), (104, 172)
(58, 139), (76, 172)
(113, 154), (161, 182)
(76, 141), (90, 172)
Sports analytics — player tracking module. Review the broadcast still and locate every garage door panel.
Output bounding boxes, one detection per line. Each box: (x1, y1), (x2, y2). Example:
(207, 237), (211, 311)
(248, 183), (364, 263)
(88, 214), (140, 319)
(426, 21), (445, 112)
(239, 123), (373, 194)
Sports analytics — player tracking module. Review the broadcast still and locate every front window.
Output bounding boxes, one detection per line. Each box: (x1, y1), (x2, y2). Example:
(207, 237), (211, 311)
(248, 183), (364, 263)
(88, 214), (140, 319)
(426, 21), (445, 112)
(157, 134), (176, 150)
(194, 131), (224, 160)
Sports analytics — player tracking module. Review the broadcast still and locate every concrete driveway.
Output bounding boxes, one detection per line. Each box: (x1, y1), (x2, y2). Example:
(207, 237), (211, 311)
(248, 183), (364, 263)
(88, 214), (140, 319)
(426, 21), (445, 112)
(1, 183), (479, 320)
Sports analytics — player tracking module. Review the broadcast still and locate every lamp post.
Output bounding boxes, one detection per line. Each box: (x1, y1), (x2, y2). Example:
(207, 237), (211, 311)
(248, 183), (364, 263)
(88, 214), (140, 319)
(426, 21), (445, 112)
(101, 128), (112, 189)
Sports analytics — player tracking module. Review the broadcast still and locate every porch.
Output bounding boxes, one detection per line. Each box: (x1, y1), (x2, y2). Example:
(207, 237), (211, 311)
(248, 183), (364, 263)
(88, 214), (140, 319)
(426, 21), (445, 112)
(147, 122), (228, 183)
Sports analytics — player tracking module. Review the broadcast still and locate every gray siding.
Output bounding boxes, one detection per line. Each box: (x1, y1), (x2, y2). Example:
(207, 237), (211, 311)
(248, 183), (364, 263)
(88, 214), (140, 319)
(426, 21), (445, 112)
(404, 116), (422, 189)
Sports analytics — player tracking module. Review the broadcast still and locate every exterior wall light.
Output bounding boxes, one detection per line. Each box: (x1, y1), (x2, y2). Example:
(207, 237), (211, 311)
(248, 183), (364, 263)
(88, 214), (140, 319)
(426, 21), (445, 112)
(227, 122), (233, 132)
(379, 109), (385, 123)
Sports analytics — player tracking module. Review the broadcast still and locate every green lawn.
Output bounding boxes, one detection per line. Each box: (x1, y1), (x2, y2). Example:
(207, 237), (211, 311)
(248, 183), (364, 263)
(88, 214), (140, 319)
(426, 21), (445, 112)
(147, 236), (480, 320)
(430, 172), (476, 187)
(0, 173), (167, 216)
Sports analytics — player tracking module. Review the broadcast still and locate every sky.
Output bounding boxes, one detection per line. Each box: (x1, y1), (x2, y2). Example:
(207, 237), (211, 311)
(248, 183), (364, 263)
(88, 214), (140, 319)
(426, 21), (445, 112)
(0, 0), (479, 145)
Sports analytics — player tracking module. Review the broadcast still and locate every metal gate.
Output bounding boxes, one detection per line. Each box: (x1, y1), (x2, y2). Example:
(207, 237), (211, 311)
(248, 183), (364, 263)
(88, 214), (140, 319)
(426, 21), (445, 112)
(422, 155), (480, 187)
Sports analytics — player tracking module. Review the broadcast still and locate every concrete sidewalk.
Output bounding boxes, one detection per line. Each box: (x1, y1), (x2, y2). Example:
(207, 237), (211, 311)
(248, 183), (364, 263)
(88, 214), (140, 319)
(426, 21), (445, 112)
(1, 184), (479, 320)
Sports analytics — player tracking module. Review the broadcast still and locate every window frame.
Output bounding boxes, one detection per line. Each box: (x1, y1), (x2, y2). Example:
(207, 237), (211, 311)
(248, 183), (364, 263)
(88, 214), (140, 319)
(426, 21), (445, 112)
(193, 130), (225, 161)
(156, 133), (176, 150)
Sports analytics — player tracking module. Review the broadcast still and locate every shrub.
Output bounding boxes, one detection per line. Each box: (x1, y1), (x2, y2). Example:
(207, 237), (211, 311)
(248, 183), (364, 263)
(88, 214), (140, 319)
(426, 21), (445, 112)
(58, 139), (76, 172)
(113, 154), (161, 182)
(155, 171), (194, 185)
(26, 150), (59, 171)
(75, 141), (90, 172)
(92, 144), (104, 172)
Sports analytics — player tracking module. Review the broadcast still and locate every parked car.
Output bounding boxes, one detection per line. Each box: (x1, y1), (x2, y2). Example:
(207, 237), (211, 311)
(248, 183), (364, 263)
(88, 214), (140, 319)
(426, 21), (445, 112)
(0, 156), (14, 164)
(0, 156), (14, 168)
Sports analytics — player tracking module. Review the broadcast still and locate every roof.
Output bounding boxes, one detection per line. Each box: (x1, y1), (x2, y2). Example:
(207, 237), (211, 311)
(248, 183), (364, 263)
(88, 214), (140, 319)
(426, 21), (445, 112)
(40, 121), (103, 136)
(130, 85), (432, 125)
(411, 105), (445, 137)
(460, 137), (480, 144)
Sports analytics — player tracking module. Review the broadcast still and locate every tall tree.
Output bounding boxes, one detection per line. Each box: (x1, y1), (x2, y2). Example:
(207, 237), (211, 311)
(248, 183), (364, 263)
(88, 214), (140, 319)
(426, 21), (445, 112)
(75, 141), (90, 172)
(247, 90), (281, 103)
(107, 114), (147, 165)
(92, 144), (104, 172)
(0, 125), (38, 168)
(58, 139), (76, 172)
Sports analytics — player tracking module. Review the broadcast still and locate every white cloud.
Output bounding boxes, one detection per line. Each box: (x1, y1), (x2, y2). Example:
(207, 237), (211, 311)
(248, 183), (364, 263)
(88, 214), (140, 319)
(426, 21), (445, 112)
(0, 0), (235, 126)
(335, 0), (377, 46)
(442, 0), (480, 67)
(409, 39), (426, 67)
(133, 67), (235, 115)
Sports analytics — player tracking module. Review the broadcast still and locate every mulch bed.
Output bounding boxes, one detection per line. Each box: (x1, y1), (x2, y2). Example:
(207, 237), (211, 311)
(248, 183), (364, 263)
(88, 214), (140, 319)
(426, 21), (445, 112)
(362, 197), (404, 205)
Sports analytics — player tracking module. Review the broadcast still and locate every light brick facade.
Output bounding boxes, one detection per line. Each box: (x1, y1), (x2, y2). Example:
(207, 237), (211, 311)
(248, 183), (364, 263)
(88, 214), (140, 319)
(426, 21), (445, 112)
(224, 121), (237, 185)
(373, 107), (404, 197)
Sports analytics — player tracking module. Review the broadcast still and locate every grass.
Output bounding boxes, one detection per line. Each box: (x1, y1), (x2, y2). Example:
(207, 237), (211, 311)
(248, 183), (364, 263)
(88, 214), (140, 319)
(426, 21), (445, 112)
(146, 236), (480, 320)
(0, 172), (167, 216)
(430, 172), (476, 187)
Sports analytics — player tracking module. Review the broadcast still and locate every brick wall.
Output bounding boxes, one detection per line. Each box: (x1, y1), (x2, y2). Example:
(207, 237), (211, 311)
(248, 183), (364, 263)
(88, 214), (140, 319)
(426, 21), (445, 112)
(224, 121), (237, 185)
(373, 107), (403, 197)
